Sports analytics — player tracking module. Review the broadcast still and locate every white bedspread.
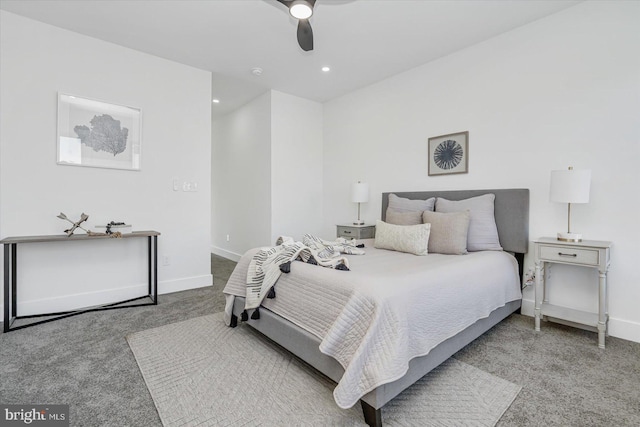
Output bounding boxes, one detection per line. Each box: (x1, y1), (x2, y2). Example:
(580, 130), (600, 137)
(223, 240), (521, 409)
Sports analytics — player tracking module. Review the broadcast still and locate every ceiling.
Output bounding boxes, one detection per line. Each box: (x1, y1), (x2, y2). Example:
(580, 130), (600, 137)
(1, 0), (581, 118)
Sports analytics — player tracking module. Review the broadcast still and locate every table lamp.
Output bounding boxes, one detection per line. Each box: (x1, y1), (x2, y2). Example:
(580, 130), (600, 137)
(351, 181), (369, 225)
(549, 166), (591, 242)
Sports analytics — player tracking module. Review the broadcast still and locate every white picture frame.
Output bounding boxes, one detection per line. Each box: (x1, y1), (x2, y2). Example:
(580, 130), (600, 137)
(57, 93), (142, 171)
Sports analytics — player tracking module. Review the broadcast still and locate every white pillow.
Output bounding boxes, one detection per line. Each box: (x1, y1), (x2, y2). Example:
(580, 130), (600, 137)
(435, 194), (502, 251)
(374, 220), (430, 256)
(388, 193), (435, 213)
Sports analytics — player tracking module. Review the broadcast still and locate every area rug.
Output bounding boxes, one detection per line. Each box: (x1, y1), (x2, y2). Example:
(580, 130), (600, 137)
(127, 313), (521, 426)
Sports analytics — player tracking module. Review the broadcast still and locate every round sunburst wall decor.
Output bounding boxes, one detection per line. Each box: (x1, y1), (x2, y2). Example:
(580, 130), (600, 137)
(434, 139), (464, 170)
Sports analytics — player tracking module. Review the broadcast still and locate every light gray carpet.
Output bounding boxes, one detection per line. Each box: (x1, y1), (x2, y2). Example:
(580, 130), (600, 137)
(2, 254), (640, 426)
(127, 312), (521, 427)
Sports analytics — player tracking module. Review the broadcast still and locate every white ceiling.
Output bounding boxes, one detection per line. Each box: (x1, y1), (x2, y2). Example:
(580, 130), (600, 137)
(1, 0), (581, 117)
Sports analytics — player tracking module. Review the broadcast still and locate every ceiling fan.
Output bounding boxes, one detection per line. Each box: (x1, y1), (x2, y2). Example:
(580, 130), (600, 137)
(276, 0), (316, 51)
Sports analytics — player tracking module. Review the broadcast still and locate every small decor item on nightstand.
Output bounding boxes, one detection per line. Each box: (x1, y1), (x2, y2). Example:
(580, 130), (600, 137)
(550, 166), (591, 242)
(351, 181), (369, 225)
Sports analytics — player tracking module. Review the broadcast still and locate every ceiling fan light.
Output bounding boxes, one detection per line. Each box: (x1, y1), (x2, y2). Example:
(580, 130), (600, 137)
(289, 1), (313, 20)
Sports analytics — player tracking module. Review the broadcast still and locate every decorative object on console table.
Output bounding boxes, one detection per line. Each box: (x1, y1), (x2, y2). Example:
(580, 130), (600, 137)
(351, 181), (369, 225)
(428, 131), (469, 176)
(57, 212), (90, 236)
(57, 93), (141, 171)
(337, 224), (375, 240)
(95, 221), (132, 235)
(57, 212), (122, 237)
(549, 166), (591, 242)
(533, 237), (611, 349)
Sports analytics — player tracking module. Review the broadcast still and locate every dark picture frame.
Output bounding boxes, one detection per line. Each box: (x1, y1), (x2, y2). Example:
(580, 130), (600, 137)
(428, 131), (469, 176)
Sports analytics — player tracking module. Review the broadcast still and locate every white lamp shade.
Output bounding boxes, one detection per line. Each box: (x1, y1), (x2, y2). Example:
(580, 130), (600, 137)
(550, 169), (591, 203)
(351, 182), (369, 203)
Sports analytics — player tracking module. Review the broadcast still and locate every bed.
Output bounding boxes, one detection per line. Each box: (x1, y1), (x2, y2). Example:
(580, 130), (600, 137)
(223, 188), (529, 426)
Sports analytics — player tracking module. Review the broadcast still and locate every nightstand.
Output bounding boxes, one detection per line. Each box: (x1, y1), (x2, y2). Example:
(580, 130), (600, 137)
(534, 237), (612, 348)
(336, 224), (375, 239)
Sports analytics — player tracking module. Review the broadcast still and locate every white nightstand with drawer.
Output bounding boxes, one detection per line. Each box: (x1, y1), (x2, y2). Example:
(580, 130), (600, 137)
(534, 237), (612, 348)
(336, 224), (375, 240)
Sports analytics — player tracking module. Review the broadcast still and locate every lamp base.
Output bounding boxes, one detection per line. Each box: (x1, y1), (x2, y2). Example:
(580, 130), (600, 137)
(557, 232), (583, 242)
(353, 220), (365, 225)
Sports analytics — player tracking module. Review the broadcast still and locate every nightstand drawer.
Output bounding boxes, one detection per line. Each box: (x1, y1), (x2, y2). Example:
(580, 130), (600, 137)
(337, 225), (375, 239)
(538, 245), (600, 266)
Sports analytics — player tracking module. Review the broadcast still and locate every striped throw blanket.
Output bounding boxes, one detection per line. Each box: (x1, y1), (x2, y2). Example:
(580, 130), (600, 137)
(244, 234), (365, 313)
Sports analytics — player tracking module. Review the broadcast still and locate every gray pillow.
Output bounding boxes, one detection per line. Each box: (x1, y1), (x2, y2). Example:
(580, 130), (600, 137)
(422, 210), (470, 255)
(388, 193), (435, 213)
(374, 220), (430, 256)
(385, 208), (423, 225)
(435, 194), (502, 251)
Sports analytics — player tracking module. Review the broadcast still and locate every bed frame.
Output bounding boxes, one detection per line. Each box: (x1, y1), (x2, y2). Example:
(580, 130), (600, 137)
(229, 188), (529, 426)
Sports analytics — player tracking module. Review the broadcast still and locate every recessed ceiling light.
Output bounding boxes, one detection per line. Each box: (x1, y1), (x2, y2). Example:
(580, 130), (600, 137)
(321, 66), (331, 72)
(251, 67), (263, 76)
(212, 99), (220, 104)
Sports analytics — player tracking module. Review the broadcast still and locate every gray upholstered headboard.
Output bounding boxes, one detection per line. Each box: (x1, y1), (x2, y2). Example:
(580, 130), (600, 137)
(381, 188), (529, 255)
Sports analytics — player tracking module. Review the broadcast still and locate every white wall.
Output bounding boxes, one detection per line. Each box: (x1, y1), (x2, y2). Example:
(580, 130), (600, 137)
(322, 1), (640, 342)
(0, 11), (213, 315)
(211, 90), (323, 260)
(271, 91), (324, 242)
(211, 91), (272, 260)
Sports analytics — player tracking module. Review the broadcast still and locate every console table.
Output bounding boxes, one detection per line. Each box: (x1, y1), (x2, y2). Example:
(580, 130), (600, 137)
(2, 231), (160, 332)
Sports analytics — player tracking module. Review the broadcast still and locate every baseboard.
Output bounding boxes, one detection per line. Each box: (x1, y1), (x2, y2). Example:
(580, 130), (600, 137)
(211, 245), (242, 262)
(608, 317), (640, 344)
(521, 297), (535, 317)
(519, 297), (640, 344)
(0, 274), (212, 318)
(160, 274), (212, 294)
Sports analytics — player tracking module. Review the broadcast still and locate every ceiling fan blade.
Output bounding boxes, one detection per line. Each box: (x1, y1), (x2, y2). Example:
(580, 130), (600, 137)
(275, 0), (293, 6)
(297, 19), (314, 51)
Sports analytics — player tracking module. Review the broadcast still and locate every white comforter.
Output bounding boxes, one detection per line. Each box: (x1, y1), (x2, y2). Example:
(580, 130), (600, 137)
(223, 240), (521, 409)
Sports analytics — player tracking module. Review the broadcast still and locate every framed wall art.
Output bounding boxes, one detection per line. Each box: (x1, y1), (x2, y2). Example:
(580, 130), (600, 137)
(428, 131), (468, 176)
(57, 93), (142, 171)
